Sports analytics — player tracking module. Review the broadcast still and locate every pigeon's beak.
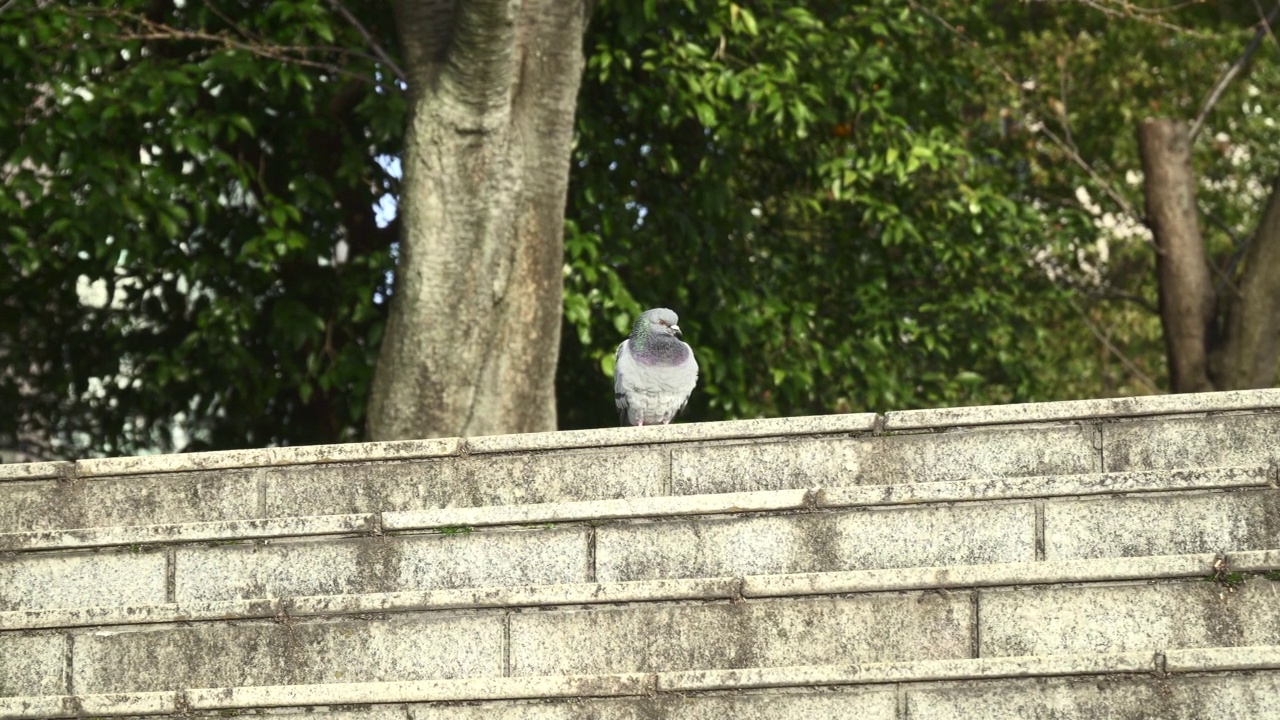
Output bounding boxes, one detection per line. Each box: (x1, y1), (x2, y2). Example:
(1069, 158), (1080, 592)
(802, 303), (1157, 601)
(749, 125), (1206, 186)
(671, 325), (682, 337)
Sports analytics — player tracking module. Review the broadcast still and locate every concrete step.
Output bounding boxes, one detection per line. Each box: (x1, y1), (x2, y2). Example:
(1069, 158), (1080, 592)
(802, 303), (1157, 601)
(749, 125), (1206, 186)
(2, 465), (1269, 552)
(3, 647), (1279, 718)
(3, 548), (1278, 631)
(4, 389), (1280, 716)
(1, 467), (1274, 616)
(3, 560), (1278, 698)
(3, 389), (1278, 536)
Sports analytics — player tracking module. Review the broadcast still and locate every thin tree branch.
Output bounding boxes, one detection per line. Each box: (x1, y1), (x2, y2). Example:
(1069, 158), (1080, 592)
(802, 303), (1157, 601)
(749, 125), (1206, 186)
(1204, 211), (1251, 297)
(73, 7), (383, 83)
(328, 0), (406, 83)
(1051, 0), (1212, 36)
(1075, 0), (1204, 16)
(1038, 122), (1143, 223)
(1070, 299), (1164, 394)
(1057, 53), (1073, 151)
(1189, 0), (1280, 142)
(1083, 286), (1160, 315)
(909, 0), (1145, 233)
(1251, 0), (1280, 53)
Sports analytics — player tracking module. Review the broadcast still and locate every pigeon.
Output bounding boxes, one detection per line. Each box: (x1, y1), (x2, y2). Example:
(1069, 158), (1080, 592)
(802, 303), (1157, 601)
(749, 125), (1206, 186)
(614, 308), (699, 426)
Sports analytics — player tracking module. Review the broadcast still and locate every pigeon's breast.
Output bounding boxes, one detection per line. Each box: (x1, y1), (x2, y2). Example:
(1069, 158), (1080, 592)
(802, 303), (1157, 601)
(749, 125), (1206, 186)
(635, 341), (691, 366)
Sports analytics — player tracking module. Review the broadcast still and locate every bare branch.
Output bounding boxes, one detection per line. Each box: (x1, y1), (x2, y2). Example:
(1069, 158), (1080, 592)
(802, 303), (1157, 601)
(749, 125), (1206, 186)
(328, 0), (406, 83)
(1204, 211), (1250, 297)
(910, 0), (1145, 232)
(1077, 0), (1205, 16)
(1046, 0), (1212, 37)
(1037, 122), (1143, 223)
(1069, 299), (1164, 394)
(1251, 0), (1280, 53)
(1189, 0), (1280, 142)
(72, 7), (383, 83)
(1057, 53), (1073, 151)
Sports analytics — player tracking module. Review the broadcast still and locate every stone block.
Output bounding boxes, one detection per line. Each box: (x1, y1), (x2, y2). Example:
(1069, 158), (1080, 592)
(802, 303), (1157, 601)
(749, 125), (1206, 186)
(262, 459), (452, 518)
(979, 578), (1280, 657)
(0, 634), (64, 697)
(0, 548), (167, 612)
(596, 503), (1034, 582)
(0, 471), (258, 534)
(265, 448), (667, 518)
(1045, 490), (1280, 560)
(672, 425), (1098, 495)
(906, 672), (1280, 720)
(175, 527), (589, 602)
(1103, 413), (1280, 472)
(70, 615), (504, 694)
(509, 593), (973, 676)
(670, 438), (861, 495)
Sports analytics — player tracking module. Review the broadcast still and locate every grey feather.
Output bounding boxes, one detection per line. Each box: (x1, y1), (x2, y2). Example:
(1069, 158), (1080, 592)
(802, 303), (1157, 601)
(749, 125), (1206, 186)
(614, 308), (698, 426)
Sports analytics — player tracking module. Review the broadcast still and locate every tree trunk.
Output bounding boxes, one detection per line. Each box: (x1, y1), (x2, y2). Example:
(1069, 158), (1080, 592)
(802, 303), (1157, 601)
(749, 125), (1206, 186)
(1136, 119), (1217, 393)
(1210, 174), (1280, 389)
(367, 0), (590, 439)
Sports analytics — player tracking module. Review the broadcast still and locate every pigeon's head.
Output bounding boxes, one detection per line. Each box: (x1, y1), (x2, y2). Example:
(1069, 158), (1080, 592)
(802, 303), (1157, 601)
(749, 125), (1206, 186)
(636, 307), (682, 338)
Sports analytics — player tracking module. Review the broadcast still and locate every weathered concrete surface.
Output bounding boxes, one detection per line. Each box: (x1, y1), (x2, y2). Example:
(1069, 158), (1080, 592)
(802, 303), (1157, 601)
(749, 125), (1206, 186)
(509, 593), (973, 676)
(76, 438), (460, 478)
(187, 711), (404, 720)
(175, 527), (589, 602)
(384, 489), (811, 532)
(817, 465), (1269, 509)
(410, 690), (898, 719)
(905, 672), (1280, 719)
(1103, 412), (1280, 472)
(183, 674), (651, 711)
(180, 690), (895, 720)
(979, 578), (1280, 657)
(243, 711), (406, 720)
(596, 503), (1034, 582)
(886, 387), (1280, 430)
(0, 471), (258, 533)
(0, 548), (166, 611)
(0, 461), (70, 482)
(0, 634), (65, 697)
(467, 413), (879, 453)
(1166, 644), (1280, 673)
(672, 425), (1098, 495)
(264, 448), (668, 518)
(1045, 490), (1280, 560)
(0, 513), (378, 552)
(70, 615), (504, 694)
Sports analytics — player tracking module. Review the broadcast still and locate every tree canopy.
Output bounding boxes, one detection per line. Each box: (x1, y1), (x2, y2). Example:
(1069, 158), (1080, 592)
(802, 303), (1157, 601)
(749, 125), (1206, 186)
(3, 0), (1279, 459)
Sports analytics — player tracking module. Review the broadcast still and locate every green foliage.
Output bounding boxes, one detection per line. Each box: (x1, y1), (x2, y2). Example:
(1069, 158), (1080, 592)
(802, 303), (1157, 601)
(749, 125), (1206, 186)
(4, 1), (1278, 455)
(943, 0), (1280, 396)
(559, 0), (1080, 427)
(0, 1), (404, 455)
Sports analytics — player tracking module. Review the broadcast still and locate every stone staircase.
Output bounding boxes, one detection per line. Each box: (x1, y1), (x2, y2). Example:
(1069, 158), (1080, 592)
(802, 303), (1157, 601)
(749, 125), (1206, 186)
(2, 390), (1278, 718)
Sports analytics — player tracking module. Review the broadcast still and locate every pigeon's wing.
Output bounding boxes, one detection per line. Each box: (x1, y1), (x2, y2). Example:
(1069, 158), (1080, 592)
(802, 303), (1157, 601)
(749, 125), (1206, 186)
(674, 345), (699, 415)
(613, 340), (632, 426)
